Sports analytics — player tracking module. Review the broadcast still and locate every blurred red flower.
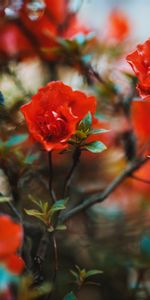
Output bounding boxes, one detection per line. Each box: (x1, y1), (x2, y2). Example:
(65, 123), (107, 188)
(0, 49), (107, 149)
(0, 21), (34, 61)
(0, 215), (24, 274)
(21, 81), (96, 151)
(45, 0), (68, 25)
(107, 10), (130, 42)
(19, 0), (91, 60)
(131, 99), (150, 154)
(127, 39), (150, 98)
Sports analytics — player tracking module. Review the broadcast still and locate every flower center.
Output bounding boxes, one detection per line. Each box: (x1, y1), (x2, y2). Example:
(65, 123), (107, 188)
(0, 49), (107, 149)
(36, 111), (69, 142)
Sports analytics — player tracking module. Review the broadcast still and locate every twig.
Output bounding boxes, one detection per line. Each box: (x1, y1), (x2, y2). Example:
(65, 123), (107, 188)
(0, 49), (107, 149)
(48, 151), (56, 203)
(130, 174), (150, 185)
(7, 201), (22, 223)
(52, 233), (59, 279)
(63, 148), (81, 197)
(60, 157), (148, 222)
(33, 231), (49, 284)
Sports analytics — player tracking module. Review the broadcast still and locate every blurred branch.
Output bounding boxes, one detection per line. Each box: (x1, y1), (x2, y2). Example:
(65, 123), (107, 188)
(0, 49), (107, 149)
(130, 174), (150, 185)
(60, 157), (148, 222)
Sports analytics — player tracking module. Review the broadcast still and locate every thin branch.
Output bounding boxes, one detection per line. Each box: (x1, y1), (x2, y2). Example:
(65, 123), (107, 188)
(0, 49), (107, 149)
(60, 157), (148, 222)
(33, 231), (49, 284)
(48, 151), (56, 203)
(63, 148), (81, 197)
(130, 174), (150, 185)
(7, 201), (22, 223)
(52, 233), (59, 278)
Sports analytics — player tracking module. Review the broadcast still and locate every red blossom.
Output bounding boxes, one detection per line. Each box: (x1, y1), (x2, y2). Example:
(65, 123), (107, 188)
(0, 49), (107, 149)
(19, 0), (91, 60)
(127, 39), (150, 98)
(45, 0), (68, 25)
(131, 99), (150, 154)
(107, 10), (130, 42)
(0, 21), (34, 61)
(5, 254), (24, 274)
(0, 215), (24, 274)
(21, 81), (96, 151)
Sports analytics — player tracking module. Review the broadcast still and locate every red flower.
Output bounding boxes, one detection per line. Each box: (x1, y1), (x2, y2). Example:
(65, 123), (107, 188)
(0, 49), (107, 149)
(0, 21), (34, 61)
(127, 39), (150, 98)
(19, 0), (91, 60)
(21, 81), (96, 151)
(45, 0), (68, 25)
(5, 254), (24, 274)
(0, 215), (24, 274)
(131, 99), (150, 154)
(107, 10), (130, 42)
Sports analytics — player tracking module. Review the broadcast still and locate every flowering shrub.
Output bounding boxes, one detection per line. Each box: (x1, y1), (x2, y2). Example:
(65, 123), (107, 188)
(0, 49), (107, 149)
(127, 39), (150, 98)
(1, 1), (150, 300)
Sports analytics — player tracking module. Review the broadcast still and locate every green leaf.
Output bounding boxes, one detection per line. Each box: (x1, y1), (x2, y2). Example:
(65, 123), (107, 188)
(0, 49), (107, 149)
(70, 270), (78, 279)
(49, 199), (66, 216)
(47, 226), (54, 232)
(90, 129), (110, 135)
(85, 270), (103, 279)
(24, 209), (46, 224)
(63, 292), (77, 300)
(24, 152), (40, 164)
(28, 195), (43, 210)
(5, 134), (28, 148)
(56, 224), (67, 231)
(0, 196), (11, 202)
(24, 209), (43, 217)
(83, 141), (107, 153)
(79, 112), (92, 131)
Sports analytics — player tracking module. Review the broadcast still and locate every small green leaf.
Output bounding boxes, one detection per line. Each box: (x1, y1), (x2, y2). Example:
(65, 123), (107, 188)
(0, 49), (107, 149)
(90, 129), (110, 135)
(47, 226), (54, 232)
(0, 196), (11, 203)
(5, 134), (28, 148)
(24, 209), (46, 224)
(28, 195), (43, 210)
(56, 224), (67, 231)
(83, 141), (107, 153)
(70, 270), (78, 280)
(63, 291), (77, 300)
(49, 199), (66, 216)
(79, 112), (92, 131)
(0, 91), (5, 105)
(85, 270), (103, 279)
(24, 153), (40, 164)
(24, 209), (43, 217)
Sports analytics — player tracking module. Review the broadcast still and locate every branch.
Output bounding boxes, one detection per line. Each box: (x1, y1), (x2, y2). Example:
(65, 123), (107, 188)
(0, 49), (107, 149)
(48, 151), (56, 203)
(63, 147), (81, 197)
(60, 157), (148, 222)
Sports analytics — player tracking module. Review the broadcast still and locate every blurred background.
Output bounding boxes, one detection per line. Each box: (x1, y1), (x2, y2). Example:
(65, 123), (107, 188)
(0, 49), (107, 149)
(1, 1), (150, 300)
(79, 0), (150, 41)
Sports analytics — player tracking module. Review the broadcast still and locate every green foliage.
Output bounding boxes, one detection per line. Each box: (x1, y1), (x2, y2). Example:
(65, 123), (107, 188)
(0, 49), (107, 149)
(17, 276), (52, 300)
(25, 196), (66, 231)
(63, 291), (77, 300)
(70, 265), (103, 288)
(0, 195), (11, 202)
(78, 112), (92, 132)
(69, 112), (108, 154)
(5, 134), (28, 148)
(83, 141), (107, 153)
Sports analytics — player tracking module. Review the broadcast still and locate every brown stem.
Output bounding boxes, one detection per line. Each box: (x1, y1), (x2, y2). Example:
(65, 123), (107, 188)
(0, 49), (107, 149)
(33, 230), (49, 284)
(48, 151), (56, 203)
(63, 148), (81, 197)
(60, 157), (148, 222)
(52, 233), (59, 278)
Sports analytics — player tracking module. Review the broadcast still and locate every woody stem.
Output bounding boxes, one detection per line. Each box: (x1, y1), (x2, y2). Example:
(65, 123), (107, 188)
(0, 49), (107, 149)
(48, 151), (56, 203)
(63, 147), (81, 198)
